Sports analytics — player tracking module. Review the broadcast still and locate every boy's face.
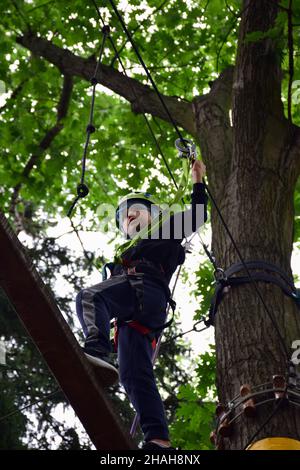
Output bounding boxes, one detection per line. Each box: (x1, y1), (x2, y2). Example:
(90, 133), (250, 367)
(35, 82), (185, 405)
(122, 204), (152, 238)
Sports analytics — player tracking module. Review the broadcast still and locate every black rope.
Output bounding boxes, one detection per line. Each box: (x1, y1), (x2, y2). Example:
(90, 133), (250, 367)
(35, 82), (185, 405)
(202, 182), (290, 360)
(91, 0), (179, 191)
(198, 233), (219, 272)
(108, 0), (188, 150)
(68, 218), (100, 271)
(144, 115), (179, 190)
(107, 0), (290, 362)
(151, 116), (179, 190)
(67, 25), (110, 218)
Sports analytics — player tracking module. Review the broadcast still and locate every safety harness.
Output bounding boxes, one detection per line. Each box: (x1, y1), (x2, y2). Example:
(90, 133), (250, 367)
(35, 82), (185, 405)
(207, 260), (300, 326)
(103, 258), (176, 352)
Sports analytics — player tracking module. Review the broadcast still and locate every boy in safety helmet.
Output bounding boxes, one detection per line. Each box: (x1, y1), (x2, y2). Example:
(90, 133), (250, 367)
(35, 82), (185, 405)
(76, 159), (207, 450)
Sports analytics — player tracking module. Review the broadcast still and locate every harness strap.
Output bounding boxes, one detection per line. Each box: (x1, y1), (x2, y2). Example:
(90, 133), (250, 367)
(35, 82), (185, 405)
(104, 259), (176, 351)
(126, 274), (144, 314)
(112, 296), (176, 352)
(125, 320), (157, 350)
(102, 262), (116, 281)
(113, 314), (175, 353)
(102, 257), (165, 280)
(226, 260), (296, 291)
(122, 257), (164, 271)
(113, 319), (156, 353)
(207, 260), (300, 326)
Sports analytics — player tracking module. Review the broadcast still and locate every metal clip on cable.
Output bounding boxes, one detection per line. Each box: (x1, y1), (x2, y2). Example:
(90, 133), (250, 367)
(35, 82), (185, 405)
(175, 138), (197, 161)
(214, 267), (227, 283)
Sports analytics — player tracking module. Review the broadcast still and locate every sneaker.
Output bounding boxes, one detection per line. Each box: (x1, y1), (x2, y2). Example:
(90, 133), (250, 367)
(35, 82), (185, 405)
(84, 346), (118, 368)
(142, 441), (176, 451)
(83, 348), (119, 388)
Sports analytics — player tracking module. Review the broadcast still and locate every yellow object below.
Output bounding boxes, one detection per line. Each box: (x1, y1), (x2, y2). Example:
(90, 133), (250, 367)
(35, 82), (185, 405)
(247, 437), (300, 450)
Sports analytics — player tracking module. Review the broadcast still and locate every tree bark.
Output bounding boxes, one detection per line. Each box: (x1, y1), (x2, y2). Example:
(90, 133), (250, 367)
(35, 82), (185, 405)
(207, 0), (300, 449)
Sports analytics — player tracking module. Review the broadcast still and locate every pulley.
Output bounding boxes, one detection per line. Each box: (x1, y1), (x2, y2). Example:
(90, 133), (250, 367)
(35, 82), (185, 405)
(175, 138), (197, 161)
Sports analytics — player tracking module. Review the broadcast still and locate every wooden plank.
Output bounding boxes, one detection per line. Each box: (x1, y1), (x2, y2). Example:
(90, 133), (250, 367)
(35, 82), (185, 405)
(0, 211), (136, 450)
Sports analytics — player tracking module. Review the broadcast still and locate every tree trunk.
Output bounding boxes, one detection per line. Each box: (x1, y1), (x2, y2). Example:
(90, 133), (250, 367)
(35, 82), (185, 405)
(194, 0), (300, 449)
(12, 0), (300, 450)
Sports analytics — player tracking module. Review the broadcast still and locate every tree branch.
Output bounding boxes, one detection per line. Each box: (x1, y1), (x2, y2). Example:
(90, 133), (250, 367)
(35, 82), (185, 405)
(192, 66), (234, 198)
(16, 32), (196, 136)
(10, 74), (73, 214)
(0, 79), (27, 113)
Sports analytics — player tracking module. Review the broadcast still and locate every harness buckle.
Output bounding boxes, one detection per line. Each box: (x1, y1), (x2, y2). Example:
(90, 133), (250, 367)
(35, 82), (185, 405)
(214, 268), (227, 283)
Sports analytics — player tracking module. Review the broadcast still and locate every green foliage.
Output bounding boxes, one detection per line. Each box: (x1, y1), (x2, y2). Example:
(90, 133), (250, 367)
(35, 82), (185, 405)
(170, 345), (216, 450)
(0, 213), (197, 449)
(0, 371), (27, 449)
(0, 234), (96, 449)
(192, 259), (216, 323)
(1, 0), (299, 221)
(0, 0), (241, 224)
(0, 0), (300, 450)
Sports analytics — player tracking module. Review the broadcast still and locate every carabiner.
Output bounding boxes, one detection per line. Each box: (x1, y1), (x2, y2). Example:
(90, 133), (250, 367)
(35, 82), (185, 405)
(175, 138), (197, 160)
(214, 268), (227, 283)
